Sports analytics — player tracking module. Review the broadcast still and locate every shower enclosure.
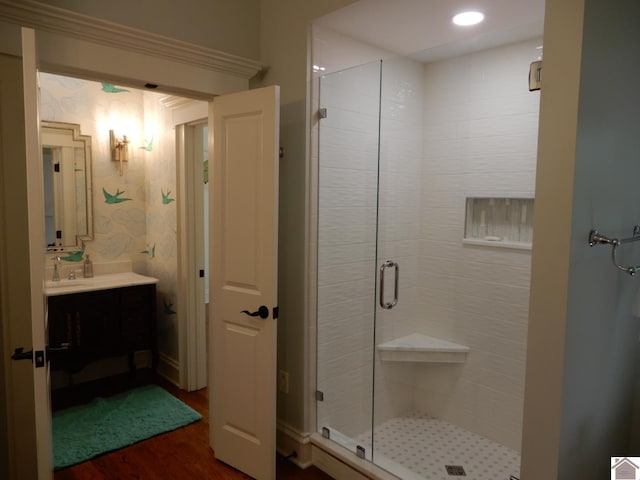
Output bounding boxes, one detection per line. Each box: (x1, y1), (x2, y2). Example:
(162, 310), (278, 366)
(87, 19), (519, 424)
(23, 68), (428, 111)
(316, 40), (540, 480)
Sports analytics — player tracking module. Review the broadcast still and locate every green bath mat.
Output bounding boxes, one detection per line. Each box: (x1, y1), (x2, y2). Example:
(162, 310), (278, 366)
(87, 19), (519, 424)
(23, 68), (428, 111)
(53, 384), (202, 469)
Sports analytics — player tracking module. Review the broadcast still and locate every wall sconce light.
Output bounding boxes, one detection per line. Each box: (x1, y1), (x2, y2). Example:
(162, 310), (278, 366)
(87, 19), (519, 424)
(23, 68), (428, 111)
(110, 130), (129, 176)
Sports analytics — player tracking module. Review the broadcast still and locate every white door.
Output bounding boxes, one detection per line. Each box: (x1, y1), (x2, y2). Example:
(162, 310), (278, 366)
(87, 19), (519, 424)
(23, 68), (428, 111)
(1, 27), (51, 479)
(208, 85), (279, 480)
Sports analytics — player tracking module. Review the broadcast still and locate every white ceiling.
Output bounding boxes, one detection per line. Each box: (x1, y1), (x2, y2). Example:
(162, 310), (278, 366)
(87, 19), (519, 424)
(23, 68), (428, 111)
(314, 0), (546, 63)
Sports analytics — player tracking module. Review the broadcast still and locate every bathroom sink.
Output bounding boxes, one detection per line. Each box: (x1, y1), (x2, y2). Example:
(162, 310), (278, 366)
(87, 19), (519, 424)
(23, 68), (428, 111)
(45, 279), (87, 288)
(44, 272), (158, 296)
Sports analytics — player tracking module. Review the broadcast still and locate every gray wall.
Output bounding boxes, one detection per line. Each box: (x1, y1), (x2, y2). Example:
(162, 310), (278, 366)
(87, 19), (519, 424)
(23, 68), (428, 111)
(256, 0), (357, 433)
(559, 0), (640, 476)
(523, 0), (640, 478)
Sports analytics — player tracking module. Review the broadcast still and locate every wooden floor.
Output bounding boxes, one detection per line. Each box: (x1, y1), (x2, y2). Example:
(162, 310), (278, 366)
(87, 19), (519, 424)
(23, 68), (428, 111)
(52, 370), (333, 480)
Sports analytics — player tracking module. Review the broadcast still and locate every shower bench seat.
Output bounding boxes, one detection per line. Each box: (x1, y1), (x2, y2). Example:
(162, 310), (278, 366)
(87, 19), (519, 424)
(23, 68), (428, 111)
(377, 333), (469, 364)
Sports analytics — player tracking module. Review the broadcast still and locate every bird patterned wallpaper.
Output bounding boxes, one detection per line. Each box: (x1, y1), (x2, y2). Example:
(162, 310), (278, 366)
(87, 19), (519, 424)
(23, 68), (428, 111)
(40, 72), (180, 362)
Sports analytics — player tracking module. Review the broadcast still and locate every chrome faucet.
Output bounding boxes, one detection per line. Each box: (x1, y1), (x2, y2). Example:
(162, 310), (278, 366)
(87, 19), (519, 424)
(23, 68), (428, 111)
(52, 256), (61, 282)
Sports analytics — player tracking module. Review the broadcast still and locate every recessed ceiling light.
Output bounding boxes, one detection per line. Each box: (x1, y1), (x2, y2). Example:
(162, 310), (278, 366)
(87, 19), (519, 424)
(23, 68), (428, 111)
(452, 11), (485, 26)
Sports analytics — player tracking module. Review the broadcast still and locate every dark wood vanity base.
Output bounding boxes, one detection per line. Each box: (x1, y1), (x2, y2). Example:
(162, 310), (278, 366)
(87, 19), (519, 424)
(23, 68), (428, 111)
(47, 283), (157, 375)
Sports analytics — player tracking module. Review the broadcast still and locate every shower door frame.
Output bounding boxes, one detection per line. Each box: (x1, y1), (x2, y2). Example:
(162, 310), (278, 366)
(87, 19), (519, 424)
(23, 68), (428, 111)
(311, 58), (386, 469)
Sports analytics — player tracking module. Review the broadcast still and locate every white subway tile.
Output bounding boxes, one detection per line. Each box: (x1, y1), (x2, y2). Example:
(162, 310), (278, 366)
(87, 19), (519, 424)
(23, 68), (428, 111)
(316, 38), (539, 451)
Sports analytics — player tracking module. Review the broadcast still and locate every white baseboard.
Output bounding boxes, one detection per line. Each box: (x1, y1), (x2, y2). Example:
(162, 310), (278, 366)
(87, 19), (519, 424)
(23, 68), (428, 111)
(276, 420), (313, 469)
(157, 352), (180, 387)
(311, 445), (370, 480)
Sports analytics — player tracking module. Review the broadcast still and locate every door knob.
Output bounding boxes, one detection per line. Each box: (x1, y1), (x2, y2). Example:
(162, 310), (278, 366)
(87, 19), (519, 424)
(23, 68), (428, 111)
(11, 347), (46, 367)
(241, 305), (269, 319)
(11, 347), (33, 361)
(12, 345), (71, 366)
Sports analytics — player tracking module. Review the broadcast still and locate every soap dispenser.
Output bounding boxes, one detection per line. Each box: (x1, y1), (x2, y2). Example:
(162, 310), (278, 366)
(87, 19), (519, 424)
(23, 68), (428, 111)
(83, 254), (94, 278)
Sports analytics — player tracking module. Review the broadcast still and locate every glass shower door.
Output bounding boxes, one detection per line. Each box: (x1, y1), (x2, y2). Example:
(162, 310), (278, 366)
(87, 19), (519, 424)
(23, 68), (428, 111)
(370, 56), (429, 476)
(316, 60), (382, 458)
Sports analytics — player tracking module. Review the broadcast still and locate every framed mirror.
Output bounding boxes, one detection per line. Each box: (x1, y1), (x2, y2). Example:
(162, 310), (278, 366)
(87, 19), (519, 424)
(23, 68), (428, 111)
(41, 121), (93, 252)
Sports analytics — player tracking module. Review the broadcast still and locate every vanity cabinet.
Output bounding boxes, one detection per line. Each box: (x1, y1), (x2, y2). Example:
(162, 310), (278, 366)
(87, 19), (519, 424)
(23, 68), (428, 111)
(47, 283), (157, 373)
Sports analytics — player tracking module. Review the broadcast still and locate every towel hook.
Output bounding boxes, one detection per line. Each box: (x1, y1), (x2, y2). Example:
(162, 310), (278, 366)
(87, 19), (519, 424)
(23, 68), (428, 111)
(588, 226), (640, 275)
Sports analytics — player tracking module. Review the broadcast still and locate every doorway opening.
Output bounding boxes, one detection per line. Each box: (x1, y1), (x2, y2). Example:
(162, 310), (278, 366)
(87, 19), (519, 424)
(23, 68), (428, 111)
(39, 71), (211, 473)
(36, 68), (283, 480)
(41, 71), (207, 395)
(4, 21), (281, 480)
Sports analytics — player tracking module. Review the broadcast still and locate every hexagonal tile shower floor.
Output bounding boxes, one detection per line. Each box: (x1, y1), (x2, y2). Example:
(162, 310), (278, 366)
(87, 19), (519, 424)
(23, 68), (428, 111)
(354, 412), (521, 480)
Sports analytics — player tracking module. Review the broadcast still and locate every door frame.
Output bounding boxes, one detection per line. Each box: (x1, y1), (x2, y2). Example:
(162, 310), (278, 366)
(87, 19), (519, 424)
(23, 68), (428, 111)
(0, 7), (262, 477)
(21, 28), (51, 478)
(0, 29), (50, 479)
(175, 107), (209, 391)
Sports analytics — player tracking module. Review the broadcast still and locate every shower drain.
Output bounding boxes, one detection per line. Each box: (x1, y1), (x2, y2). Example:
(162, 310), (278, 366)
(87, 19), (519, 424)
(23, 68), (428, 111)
(445, 465), (467, 476)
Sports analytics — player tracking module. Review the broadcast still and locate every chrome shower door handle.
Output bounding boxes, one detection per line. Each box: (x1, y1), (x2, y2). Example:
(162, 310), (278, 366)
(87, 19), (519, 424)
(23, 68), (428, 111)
(379, 260), (399, 309)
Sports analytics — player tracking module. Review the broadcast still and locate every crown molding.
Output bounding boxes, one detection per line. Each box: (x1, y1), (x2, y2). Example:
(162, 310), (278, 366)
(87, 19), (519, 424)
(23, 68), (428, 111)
(0, 0), (264, 79)
(159, 95), (203, 110)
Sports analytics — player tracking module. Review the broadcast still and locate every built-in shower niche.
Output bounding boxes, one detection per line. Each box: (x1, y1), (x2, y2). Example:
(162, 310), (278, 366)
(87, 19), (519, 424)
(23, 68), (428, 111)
(463, 197), (534, 250)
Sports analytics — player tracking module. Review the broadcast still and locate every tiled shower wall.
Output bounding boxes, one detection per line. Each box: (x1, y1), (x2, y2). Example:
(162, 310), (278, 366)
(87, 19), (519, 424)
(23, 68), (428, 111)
(414, 39), (541, 451)
(316, 36), (540, 452)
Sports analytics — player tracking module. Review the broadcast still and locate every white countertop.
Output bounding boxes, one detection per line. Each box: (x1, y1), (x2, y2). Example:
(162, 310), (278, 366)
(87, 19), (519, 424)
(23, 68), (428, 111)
(45, 272), (158, 297)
